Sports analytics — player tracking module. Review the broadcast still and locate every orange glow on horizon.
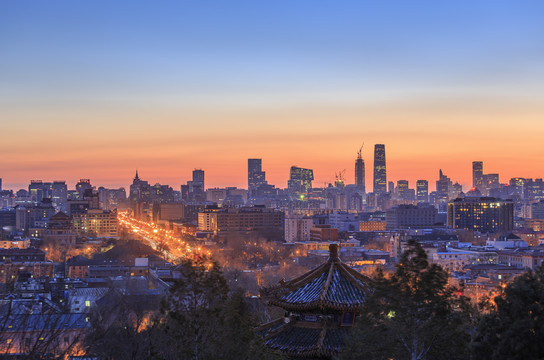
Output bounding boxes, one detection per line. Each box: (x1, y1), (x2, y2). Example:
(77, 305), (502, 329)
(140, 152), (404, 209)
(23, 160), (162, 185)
(2, 96), (543, 191)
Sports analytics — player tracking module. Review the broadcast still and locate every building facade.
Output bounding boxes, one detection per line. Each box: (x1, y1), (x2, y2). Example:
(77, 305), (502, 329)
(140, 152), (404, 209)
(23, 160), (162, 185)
(447, 197), (514, 233)
(373, 144), (387, 195)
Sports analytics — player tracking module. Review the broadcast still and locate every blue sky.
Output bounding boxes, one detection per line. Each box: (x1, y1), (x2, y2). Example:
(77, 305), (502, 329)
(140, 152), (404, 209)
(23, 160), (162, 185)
(1, 1), (544, 189)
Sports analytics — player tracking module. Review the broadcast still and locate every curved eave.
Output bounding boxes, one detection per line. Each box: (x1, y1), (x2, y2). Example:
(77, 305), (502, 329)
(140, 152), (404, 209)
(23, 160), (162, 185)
(266, 347), (337, 359)
(268, 298), (365, 312)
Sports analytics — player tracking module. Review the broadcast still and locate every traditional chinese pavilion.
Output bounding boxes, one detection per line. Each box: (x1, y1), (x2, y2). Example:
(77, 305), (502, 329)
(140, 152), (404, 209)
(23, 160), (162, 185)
(258, 244), (373, 359)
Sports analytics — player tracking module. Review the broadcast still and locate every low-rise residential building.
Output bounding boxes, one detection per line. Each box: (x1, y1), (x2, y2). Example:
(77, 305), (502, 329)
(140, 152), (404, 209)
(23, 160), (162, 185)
(68, 287), (109, 313)
(0, 238), (30, 249)
(359, 220), (386, 232)
(432, 251), (473, 272)
(497, 248), (544, 270)
(0, 248), (53, 283)
(309, 225), (338, 242)
(386, 204), (438, 230)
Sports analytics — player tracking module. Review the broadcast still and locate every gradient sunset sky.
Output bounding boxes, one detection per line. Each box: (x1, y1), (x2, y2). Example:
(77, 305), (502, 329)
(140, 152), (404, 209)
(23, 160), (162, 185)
(2, 1), (544, 191)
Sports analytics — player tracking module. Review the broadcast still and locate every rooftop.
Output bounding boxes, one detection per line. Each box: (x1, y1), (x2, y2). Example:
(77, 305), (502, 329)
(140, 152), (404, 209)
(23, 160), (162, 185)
(263, 244), (373, 312)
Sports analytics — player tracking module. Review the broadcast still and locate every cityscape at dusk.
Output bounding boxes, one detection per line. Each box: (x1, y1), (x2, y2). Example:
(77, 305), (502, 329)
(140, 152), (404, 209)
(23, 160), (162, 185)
(2, 1), (544, 359)
(3, 1), (544, 189)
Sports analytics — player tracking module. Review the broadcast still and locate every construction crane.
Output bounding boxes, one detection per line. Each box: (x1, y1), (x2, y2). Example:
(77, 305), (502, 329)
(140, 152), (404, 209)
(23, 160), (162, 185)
(357, 143), (364, 159)
(335, 169), (346, 188)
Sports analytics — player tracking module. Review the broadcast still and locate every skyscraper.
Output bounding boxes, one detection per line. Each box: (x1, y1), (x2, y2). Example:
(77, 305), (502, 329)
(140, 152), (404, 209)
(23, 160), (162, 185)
(373, 144), (387, 194)
(436, 169), (452, 197)
(191, 169), (205, 193)
(355, 146), (365, 192)
(396, 180), (409, 200)
(248, 158), (266, 195)
(416, 180), (429, 203)
(473, 161), (483, 190)
(288, 166), (314, 195)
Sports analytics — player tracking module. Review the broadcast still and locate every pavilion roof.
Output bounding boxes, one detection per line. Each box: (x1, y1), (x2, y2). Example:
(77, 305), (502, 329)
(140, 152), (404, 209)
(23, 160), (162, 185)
(263, 244), (373, 312)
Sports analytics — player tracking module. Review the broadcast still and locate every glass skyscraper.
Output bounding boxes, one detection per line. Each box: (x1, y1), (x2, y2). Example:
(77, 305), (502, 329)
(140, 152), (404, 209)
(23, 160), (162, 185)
(373, 144), (387, 194)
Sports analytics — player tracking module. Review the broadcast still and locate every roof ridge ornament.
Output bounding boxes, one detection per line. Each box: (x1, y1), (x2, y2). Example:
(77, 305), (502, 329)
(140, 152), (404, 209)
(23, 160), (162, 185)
(329, 243), (339, 261)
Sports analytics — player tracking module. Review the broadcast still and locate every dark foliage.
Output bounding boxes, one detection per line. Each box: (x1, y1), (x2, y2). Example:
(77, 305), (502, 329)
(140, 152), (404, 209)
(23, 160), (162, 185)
(87, 257), (281, 360)
(472, 264), (544, 360)
(340, 240), (472, 360)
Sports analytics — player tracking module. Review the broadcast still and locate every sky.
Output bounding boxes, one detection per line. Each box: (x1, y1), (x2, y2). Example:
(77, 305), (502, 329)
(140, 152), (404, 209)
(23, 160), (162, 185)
(2, 1), (544, 191)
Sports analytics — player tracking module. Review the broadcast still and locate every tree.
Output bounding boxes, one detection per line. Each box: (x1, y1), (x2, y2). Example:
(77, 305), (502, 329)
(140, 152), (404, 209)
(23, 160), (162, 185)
(472, 265), (544, 360)
(340, 240), (472, 360)
(85, 257), (279, 360)
(0, 299), (88, 359)
(85, 287), (162, 360)
(158, 257), (280, 360)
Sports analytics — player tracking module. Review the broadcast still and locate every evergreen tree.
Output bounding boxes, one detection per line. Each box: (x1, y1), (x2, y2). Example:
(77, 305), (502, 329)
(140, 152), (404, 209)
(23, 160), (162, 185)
(472, 265), (544, 360)
(87, 258), (280, 360)
(340, 240), (471, 360)
(158, 257), (280, 360)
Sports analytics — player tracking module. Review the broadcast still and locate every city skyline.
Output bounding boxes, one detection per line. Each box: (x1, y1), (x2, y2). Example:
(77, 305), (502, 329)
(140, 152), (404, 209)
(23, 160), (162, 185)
(0, 152), (541, 193)
(2, 1), (544, 190)
(3, 2), (544, 358)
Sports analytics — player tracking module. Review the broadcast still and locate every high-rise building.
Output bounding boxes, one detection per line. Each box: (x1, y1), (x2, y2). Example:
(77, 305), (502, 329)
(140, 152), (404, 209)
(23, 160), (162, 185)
(129, 171), (151, 204)
(288, 166), (314, 194)
(26, 180), (67, 211)
(248, 159), (267, 195)
(416, 180), (429, 203)
(397, 180), (409, 200)
(355, 146), (365, 192)
(191, 169), (205, 192)
(388, 181), (395, 194)
(51, 181), (68, 212)
(436, 169), (452, 197)
(0, 178), (2, 191)
(373, 144), (387, 195)
(532, 200), (544, 219)
(72, 209), (118, 237)
(198, 206), (284, 240)
(76, 179), (93, 199)
(472, 161), (483, 190)
(447, 197), (514, 233)
(284, 215), (313, 242)
(483, 173), (500, 196)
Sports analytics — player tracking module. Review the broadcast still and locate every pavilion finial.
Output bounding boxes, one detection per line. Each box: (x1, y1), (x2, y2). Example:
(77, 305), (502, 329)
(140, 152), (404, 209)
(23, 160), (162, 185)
(329, 243), (339, 260)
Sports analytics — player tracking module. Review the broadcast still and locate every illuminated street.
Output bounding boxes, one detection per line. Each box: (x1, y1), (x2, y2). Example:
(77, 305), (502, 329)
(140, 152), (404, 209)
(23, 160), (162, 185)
(117, 211), (209, 262)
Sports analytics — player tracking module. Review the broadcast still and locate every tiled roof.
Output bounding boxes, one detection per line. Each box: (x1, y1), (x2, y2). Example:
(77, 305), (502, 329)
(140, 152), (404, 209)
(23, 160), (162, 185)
(264, 244), (373, 312)
(69, 287), (109, 299)
(258, 320), (349, 358)
(1, 313), (89, 332)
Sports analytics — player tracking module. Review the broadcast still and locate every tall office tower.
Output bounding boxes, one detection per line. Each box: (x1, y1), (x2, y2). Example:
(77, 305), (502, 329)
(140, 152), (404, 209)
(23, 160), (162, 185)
(373, 144), (387, 194)
(248, 158), (266, 194)
(0, 178), (2, 191)
(76, 179), (93, 199)
(416, 180), (429, 203)
(397, 180), (409, 200)
(483, 173), (499, 196)
(288, 166), (314, 194)
(388, 181), (395, 194)
(192, 169), (205, 192)
(473, 161), (484, 190)
(51, 181), (68, 212)
(436, 169), (452, 196)
(355, 146), (365, 192)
